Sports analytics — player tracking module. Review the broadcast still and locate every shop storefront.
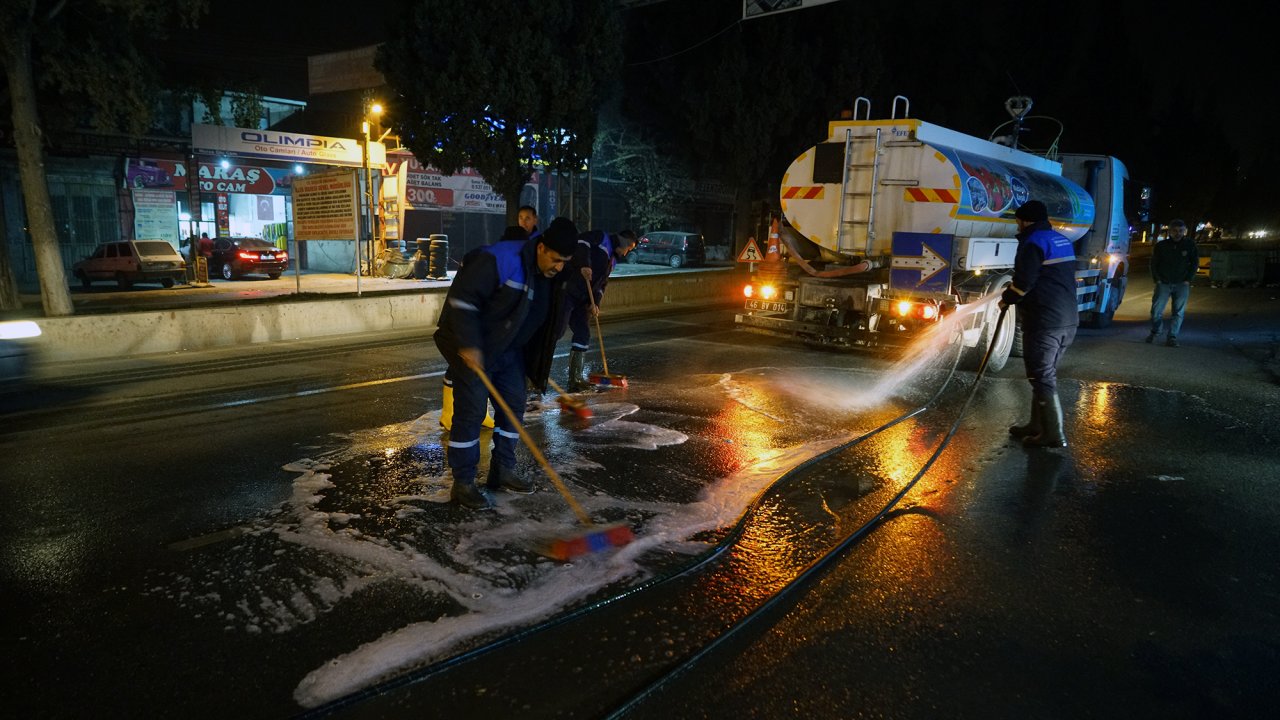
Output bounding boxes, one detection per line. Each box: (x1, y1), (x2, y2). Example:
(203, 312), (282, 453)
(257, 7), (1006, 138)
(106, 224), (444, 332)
(123, 156), (301, 252)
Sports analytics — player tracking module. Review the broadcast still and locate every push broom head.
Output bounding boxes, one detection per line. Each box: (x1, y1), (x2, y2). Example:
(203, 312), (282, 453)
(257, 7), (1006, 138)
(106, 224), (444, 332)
(542, 522), (635, 562)
(550, 392), (588, 415)
(587, 372), (628, 389)
(556, 395), (593, 425)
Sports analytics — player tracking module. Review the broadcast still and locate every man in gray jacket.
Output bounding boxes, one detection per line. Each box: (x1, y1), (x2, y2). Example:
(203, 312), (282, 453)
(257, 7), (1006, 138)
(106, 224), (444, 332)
(1147, 219), (1199, 347)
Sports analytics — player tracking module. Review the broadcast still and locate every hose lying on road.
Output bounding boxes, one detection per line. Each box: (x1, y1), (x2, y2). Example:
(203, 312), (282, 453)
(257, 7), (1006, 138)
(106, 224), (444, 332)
(606, 305), (1012, 718)
(300, 310), (1007, 718)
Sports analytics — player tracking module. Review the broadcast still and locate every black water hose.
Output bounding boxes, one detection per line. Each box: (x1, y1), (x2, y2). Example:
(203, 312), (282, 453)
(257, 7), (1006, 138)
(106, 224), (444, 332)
(300, 311), (1005, 718)
(606, 305), (1011, 718)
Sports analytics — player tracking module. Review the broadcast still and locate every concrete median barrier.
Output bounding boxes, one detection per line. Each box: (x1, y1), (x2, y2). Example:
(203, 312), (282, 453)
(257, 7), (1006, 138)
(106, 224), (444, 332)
(31, 268), (742, 364)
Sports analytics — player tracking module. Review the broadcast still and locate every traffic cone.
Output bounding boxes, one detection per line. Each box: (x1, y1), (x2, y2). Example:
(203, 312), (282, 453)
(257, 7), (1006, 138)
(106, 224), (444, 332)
(765, 218), (782, 263)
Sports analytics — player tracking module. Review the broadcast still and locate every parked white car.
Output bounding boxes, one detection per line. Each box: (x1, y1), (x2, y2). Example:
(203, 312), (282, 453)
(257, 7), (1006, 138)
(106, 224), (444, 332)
(73, 240), (187, 289)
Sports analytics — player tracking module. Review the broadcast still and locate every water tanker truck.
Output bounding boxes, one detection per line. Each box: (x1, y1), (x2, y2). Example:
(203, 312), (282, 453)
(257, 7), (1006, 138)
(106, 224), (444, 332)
(735, 96), (1136, 371)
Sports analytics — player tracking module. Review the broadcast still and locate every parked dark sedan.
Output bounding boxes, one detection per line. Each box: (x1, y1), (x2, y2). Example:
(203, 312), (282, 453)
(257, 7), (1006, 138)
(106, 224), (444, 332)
(210, 237), (289, 280)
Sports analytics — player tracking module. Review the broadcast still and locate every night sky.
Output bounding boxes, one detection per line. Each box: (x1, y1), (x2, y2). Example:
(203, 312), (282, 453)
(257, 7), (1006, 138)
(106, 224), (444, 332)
(180, 0), (1276, 231)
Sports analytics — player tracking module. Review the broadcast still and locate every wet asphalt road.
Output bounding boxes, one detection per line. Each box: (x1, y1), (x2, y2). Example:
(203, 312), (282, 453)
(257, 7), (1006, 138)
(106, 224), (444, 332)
(2, 264), (1278, 719)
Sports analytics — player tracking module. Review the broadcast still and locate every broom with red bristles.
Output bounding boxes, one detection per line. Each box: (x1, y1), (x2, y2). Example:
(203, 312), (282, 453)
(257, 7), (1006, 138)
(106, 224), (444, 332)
(586, 295), (628, 388)
(465, 359), (634, 561)
(545, 377), (593, 424)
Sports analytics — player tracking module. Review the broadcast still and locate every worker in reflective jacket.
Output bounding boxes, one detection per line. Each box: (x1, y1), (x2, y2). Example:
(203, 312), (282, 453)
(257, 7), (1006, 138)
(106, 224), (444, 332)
(433, 217), (578, 509)
(557, 229), (638, 390)
(999, 200), (1077, 449)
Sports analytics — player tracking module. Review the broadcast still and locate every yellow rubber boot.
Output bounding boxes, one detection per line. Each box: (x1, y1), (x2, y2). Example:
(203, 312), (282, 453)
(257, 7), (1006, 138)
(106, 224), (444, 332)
(440, 383), (454, 430)
(440, 382), (495, 430)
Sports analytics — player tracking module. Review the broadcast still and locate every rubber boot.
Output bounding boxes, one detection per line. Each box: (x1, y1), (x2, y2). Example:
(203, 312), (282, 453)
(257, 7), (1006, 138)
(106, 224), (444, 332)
(440, 382), (493, 431)
(567, 349), (590, 392)
(486, 463), (535, 494)
(440, 382), (453, 430)
(450, 477), (492, 509)
(1023, 392), (1068, 448)
(1009, 398), (1042, 439)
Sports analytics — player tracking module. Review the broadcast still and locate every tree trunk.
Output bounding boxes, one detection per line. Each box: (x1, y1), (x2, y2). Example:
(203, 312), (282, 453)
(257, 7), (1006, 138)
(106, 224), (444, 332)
(0, 201), (19, 310)
(3, 32), (75, 317)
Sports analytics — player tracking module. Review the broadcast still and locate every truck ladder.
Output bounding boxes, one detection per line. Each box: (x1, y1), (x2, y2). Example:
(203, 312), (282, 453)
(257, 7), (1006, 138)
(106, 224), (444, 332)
(837, 127), (882, 256)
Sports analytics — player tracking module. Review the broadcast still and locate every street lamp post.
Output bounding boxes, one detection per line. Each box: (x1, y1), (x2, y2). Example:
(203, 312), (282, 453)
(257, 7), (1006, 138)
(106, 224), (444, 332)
(361, 102), (384, 277)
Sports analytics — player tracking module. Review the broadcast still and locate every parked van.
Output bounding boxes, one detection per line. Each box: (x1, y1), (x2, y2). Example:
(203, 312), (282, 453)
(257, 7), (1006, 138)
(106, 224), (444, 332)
(628, 231), (706, 268)
(72, 240), (187, 289)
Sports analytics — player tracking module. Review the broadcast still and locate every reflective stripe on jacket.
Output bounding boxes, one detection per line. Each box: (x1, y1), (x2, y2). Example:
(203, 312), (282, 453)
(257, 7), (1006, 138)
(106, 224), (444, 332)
(1001, 222), (1079, 331)
(434, 239), (535, 363)
(571, 229), (617, 306)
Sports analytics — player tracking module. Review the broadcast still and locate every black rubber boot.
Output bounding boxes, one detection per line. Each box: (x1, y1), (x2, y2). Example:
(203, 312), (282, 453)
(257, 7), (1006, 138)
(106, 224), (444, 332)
(567, 349), (590, 392)
(1009, 398), (1042, 439)
(486, 463), (535, 494)
(1023, 391), (1068, 448)
(450, 477), (493, 509)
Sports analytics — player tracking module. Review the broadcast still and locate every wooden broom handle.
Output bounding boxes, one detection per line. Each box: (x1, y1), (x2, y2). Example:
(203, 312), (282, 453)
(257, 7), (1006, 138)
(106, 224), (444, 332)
(589, 292), (610, 376)
(465, 359), (593, 526)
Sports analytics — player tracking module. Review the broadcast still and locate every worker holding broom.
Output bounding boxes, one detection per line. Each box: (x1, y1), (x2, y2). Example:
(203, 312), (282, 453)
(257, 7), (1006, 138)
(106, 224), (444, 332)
(558, 229), (638, 391)
(434, 217), (579, 509)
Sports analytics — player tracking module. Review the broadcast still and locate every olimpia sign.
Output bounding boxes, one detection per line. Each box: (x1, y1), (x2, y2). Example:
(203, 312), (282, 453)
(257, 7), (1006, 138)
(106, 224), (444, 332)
(192, 124), (385, 169)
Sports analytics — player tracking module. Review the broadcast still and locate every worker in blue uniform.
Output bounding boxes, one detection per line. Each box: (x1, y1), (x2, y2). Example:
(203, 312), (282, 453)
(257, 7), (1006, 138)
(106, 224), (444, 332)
(434, 217), (578, 508)
(1000, 200), (1077, 448)
(558, 229), (638, 390)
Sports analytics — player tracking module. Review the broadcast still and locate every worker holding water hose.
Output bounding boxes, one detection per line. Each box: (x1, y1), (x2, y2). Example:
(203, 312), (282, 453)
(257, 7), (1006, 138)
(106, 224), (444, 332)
(434, 217), (579, 509)
(1000, 200), (1077, 448)
(557, 229), (639, 391)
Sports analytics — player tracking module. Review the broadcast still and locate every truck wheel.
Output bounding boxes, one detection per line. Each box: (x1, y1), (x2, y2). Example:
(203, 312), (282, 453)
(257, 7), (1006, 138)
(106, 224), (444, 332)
(1011, 321), (1024, 358)
(961, 302), (1014, 372)
(116, 272), (132, 290)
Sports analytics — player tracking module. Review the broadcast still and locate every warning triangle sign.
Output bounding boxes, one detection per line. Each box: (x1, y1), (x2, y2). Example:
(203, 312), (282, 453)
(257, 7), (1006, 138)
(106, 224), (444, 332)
(737, 239), (764, 263)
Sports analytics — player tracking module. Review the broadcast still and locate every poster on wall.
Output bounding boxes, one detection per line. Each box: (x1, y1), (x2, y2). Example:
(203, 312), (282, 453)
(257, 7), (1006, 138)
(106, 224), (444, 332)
(292, 169), (359, 241)
(131, 189), (180, 245)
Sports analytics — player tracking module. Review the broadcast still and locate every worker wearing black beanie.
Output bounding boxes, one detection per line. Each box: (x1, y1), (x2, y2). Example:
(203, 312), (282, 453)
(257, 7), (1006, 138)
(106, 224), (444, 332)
(1000, 200), (1077, 448)
(434, 216), (579, 508)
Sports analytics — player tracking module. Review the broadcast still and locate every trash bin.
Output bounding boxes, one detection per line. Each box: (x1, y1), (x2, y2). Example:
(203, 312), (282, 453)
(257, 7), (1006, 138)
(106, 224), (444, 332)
(1210, 250), (1266, 287)
(428, 234), (449, 279)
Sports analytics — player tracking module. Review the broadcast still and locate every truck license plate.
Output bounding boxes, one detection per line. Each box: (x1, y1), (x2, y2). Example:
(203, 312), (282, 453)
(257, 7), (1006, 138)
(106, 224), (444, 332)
(745, 299), (788, 313)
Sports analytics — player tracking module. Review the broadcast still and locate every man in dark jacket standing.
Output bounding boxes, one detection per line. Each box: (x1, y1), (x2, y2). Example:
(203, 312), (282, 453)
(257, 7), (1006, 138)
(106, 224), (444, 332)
(558, 229), (638, 390)
(1000, 200), (1077, 448)
(434, 217), (578, 508)
(1147, 219), (1198, 347)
